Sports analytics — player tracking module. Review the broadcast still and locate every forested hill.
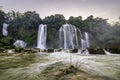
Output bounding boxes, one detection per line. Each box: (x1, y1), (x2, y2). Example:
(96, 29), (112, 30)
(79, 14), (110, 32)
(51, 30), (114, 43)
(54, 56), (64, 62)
(0, 10), (120, 48)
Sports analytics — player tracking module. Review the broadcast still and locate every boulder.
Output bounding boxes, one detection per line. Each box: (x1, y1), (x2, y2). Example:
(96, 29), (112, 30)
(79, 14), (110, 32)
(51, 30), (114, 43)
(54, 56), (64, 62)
(88, 48), (105, 54)
(68, 49), (78, 53)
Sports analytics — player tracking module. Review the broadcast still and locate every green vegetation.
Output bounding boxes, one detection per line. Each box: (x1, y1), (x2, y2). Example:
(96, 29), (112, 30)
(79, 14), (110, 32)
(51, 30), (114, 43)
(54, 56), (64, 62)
(0, 9), (120, 48)
(14, 47), (24, 53)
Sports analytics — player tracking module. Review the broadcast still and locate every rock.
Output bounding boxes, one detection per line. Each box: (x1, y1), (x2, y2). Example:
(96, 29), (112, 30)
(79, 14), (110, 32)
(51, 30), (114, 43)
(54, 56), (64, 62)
(54, 49), (62, 52)
(40, 49), (47, 52)
(47, 49), (54, 53)
(0, 48), (5, 53)
(108, 47), (120, 54)
(68, 49), (78, 53)
(23, 49), (32, 53)
(88, 48), (105, 54)
(7, 49), (15, 53)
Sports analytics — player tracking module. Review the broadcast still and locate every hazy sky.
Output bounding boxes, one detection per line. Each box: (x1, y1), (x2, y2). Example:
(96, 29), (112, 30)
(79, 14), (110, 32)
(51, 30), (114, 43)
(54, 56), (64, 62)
(0, 0), (120, 23)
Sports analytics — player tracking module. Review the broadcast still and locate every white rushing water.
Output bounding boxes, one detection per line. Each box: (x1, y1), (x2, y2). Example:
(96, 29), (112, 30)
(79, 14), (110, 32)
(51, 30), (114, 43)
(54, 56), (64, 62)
(59, 24), (90, 50)
(2, 23), (8, 36)
(14, 40), (27, 48)
(59, 24), (79, 49)
(103, 49), (111, 55)
(81, 39), (87, 50)
(37, 24), (47, 50)
(81, 32), (90, 50)
(85, 32), (90, 48)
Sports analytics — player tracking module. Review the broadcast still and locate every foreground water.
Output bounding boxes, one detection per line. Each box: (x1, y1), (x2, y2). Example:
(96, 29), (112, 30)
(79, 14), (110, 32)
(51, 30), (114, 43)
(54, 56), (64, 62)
(0, 52), (120, 80)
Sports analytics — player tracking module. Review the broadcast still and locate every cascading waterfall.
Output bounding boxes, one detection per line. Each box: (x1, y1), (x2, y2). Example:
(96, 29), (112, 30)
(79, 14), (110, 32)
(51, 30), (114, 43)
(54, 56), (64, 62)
(59, 24), (80, 50)
(103, 49), (111, 55)
(81, 32), (90, 49)
(81, 39), (87, 50)
(37, 24), (47, 50)
(59, 23), (90, 55)
(80, 32), (90, 54)
(85, 32), (90, 48)
(2, 23), (8, 36)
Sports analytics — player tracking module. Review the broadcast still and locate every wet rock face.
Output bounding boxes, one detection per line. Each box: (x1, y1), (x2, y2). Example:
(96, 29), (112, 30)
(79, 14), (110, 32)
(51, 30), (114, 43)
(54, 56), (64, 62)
(54, 49), (62, 52)
(39, 49), (54, 53)
(14, 48), (40, 53)
(68, 49), (78, 53)
(62, 49), (78, 53)
(0, 48), (5, 53)
(105, 47), (120, 54)
(47, 49), (54, 53)
(87, 47), (120, 54)
(88, 48), (105, 54)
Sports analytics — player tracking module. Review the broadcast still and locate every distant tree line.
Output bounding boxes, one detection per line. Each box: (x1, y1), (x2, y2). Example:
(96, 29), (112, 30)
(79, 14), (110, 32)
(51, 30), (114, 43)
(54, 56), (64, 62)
(0, 9), (120, 48)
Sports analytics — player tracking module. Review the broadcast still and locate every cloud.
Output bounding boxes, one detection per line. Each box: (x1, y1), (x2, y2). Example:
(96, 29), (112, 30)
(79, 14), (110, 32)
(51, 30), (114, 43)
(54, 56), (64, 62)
(0, 0), (120, 22)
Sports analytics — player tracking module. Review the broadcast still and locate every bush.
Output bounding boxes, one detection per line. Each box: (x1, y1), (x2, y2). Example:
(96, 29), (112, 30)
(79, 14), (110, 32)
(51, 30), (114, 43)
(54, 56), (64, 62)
(54, 49), (62, 52)
(15, 47), (24, 53)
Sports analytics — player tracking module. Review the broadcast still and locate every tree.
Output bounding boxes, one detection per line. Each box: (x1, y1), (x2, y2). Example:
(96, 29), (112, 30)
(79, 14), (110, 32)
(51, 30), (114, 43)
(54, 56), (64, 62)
(102, 21), (120, 46)
(43, 14), (66, 48)
(0, 9), (5, 38)
(43, 14), (65, 30)
(8, 11), (42, 46)
(1, 9), (120, 48)
(83, 15), (111, 46)
(23, 11), (41, 29)
(67, 16), (83, 31)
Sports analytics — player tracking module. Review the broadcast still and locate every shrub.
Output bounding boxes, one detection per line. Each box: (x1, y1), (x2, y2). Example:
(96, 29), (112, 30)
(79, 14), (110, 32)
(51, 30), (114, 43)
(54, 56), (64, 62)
(15, 47), (24, 53)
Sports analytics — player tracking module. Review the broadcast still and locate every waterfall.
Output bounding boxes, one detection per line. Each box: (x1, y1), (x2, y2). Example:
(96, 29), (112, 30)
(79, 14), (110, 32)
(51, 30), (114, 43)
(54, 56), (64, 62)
(81, 39), (87, 50)
(81, 32), (90, 50)
(2, 23), (8, 36)
(103, 49), (111, 55)
(37, 24), (47, 50)
(59, 24), (79, 50)
(85, 32), (90, 48)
